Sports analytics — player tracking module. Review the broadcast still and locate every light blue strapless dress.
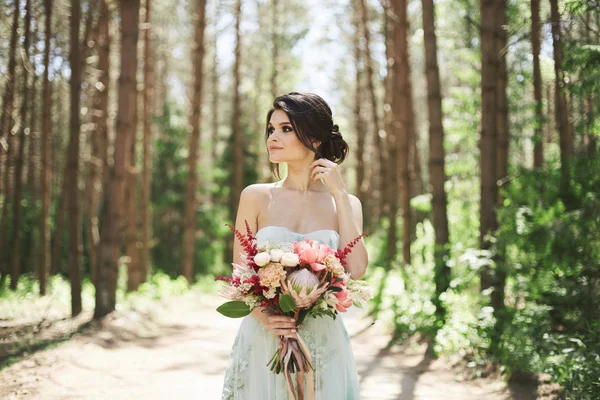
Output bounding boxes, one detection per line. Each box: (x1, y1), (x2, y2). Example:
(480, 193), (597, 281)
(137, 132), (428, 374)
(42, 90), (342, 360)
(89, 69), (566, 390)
(221, 225), (361, 399)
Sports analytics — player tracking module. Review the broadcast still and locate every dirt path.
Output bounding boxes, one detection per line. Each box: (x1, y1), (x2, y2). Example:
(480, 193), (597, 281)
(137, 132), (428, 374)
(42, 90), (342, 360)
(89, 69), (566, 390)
(0, 291), (550, 399)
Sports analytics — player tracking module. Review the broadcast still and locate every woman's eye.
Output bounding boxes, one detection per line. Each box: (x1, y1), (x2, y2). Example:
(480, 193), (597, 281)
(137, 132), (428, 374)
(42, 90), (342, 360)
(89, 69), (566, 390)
(283, 126), (293, 132)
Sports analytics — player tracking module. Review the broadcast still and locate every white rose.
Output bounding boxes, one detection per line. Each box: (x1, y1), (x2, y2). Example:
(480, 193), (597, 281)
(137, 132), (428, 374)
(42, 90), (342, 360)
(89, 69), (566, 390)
(254, 252), (271, 267)
(269, 249), (284, 262)
(280, 252), (300, 267)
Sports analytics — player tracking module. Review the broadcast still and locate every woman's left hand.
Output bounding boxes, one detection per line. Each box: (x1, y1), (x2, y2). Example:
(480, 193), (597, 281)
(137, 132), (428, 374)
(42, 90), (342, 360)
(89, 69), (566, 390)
(310, 158), (347, 195)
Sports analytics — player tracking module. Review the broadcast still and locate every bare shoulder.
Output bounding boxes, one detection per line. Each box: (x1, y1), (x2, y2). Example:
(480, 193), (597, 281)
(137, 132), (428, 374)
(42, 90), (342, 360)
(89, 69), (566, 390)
(348, 193), (362, 210)
(241, 183), (274, 201)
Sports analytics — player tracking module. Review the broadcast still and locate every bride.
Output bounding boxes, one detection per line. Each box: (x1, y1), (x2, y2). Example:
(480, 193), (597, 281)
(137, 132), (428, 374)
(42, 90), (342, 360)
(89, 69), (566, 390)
(221, 92), (368, 399)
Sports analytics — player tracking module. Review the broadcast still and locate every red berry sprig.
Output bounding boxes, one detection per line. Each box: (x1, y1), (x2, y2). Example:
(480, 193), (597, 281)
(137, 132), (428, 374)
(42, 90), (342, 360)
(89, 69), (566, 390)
(335, 232), (368, 267)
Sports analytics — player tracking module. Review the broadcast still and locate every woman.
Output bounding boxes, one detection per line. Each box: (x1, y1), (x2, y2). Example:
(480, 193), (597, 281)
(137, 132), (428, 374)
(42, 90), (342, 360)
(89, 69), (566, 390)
(221, 92), (368, 399)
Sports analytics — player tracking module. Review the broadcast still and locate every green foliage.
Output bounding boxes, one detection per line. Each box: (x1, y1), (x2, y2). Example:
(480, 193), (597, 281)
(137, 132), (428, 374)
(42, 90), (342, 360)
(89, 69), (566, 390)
(216, 301), (252, 318)
(496, 154), (600, 398)
(278, 294), (296, 313)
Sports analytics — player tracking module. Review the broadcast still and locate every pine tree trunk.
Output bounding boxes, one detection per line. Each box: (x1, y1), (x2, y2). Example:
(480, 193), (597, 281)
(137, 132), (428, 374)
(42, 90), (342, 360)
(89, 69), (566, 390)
(66, 0), (83, 316)
(270, 0), (279, 99)
(382, 0), (393, 231)
(141, 0), (153, 282)
(479, 0), (498, 292)
(0, 0), (21, 286)
(0, 0), (20, 204)
(96, 0), (141, 318)
(39, 0), (53, 295)
(358, 0), (384, 227)
(492, 0), (508, 353)
(532, 0), (544, 168)
(86, 0), (110, 286)
(394, 0), (412, 266)
(182, 0), (207, 283)
(422, 0), (450, 324)
(231, 0), (243, 224)
(210, 1), (220, 201)
(10, 0), (33, 291)
(385, 0), (399, 266)
(549, 0), (571, 191)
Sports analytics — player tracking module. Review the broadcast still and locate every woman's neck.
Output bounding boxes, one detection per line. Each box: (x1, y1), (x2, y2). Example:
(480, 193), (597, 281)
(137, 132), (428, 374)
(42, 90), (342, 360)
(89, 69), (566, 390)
(279, 160), (327, 194)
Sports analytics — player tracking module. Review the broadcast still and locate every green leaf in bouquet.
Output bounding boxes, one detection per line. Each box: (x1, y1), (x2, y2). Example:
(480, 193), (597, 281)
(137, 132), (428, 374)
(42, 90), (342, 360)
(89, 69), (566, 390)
(296, 309), (308, 326)
(217, 301), (252, 318)
(329, 286), (343, 292)
(279, 294), (296, 313)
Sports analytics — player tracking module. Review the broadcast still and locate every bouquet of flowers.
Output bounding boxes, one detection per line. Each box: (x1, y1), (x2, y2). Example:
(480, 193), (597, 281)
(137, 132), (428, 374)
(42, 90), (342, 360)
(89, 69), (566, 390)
(216, 220), (373, 399)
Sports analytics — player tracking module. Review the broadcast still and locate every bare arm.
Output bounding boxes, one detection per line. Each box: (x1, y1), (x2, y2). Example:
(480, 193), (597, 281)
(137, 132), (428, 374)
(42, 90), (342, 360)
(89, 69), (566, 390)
(333, 190), (369, 279)
(231, 185), (297, 336)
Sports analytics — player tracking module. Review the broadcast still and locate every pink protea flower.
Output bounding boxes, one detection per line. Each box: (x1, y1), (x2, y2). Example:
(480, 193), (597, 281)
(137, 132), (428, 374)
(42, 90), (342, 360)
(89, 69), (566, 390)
(281, 269), (329, 309)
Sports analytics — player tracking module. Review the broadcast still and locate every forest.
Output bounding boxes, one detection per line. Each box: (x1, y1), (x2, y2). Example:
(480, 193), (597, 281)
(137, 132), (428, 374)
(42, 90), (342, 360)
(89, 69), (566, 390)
(0, 0), (599, 398)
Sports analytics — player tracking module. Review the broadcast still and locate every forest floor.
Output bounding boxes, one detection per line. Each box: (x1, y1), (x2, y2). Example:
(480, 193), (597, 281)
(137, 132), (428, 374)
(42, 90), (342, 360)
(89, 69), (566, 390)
(0, 290), (560, 400)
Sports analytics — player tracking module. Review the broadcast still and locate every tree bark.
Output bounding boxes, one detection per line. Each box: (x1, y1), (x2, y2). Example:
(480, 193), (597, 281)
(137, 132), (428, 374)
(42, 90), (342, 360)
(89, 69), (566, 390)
(141, 0), (153, 282)
(182, 0), (207, 283)
(86, 0), (110, 285)
(0, 0), (20, 287)
(358, 0), (385, 225)
(422, 0), (450, 324)
(0, 0), (20, 203)
(125, 14), (141, 292)
(393, 0), (412, 266)
(231, 0), (243, 224)
(532, 0), (544, 168)
(549, 0), (571, 191)
(10, 0), (33, 291)
(479, 0), (498, 293)
(385, 0), (399, 266)
(492, 0), (508, 353)
(66, 0), (83, 316)
(95, 0), (140, 318)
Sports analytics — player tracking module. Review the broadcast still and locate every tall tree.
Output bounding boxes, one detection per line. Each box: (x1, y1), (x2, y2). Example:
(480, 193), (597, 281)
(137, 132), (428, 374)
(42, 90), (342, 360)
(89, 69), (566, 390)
(352, 0), (367, 218)
(66, 0), (83, 315)
(549, 0), (572, 190)
(86, 0), (111, 285)
(125, 42), (141, 291)
(96, 0), (141, 318)
(358, 0), (385, 226)
(0, 0), (20, 287)
(10, 0), (33, 291)
(0, 0), (20, 203)
(141, 0), (154, 281)
(270, 0), (279, 99)
(182, 0), (207, 283)
(479, 0), (498, 294)
(532, 0), (544, 168)
(393, 0), (412, 265)
(231, 0), (243, 225)
(422, 0), (450, 324)
(39, 0), (53, 296)
(492, 0), (509, 352)
(385, 0), (399, 266)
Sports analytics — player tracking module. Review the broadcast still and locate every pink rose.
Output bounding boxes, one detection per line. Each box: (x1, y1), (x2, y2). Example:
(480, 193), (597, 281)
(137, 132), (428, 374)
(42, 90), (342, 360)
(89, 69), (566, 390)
(334, 287), (353, 312)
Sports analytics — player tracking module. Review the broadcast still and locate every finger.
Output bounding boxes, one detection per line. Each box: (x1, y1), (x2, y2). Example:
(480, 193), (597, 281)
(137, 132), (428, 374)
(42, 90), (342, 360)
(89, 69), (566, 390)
(273, 328), (297, 336)
(269, 316), (295, 323)
(271, 322), (296, 329)
(310, 167), (328, 179)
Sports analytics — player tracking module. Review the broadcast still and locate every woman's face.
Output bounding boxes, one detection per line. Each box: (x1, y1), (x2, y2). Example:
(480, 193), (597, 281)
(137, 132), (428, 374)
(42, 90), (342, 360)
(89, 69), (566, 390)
(266, 109), (317, 164)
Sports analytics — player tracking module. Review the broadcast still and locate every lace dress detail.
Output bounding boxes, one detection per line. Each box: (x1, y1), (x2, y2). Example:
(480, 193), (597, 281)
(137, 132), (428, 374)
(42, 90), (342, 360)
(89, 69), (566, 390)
(221, 226), (361, 400)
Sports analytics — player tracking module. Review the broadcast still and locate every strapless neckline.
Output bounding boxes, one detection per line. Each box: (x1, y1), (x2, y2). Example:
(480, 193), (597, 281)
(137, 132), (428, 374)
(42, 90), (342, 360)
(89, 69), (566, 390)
(256, 225), (340, 238)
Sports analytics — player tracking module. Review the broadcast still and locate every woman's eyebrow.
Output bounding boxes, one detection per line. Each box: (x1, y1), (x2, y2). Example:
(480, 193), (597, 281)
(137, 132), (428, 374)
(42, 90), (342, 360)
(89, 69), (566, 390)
(267, 121), (292, 126)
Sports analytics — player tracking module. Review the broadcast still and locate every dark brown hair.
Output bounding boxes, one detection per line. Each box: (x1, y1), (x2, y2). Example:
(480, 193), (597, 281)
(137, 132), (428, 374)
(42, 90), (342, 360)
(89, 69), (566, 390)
(265, 92), (349, 179)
